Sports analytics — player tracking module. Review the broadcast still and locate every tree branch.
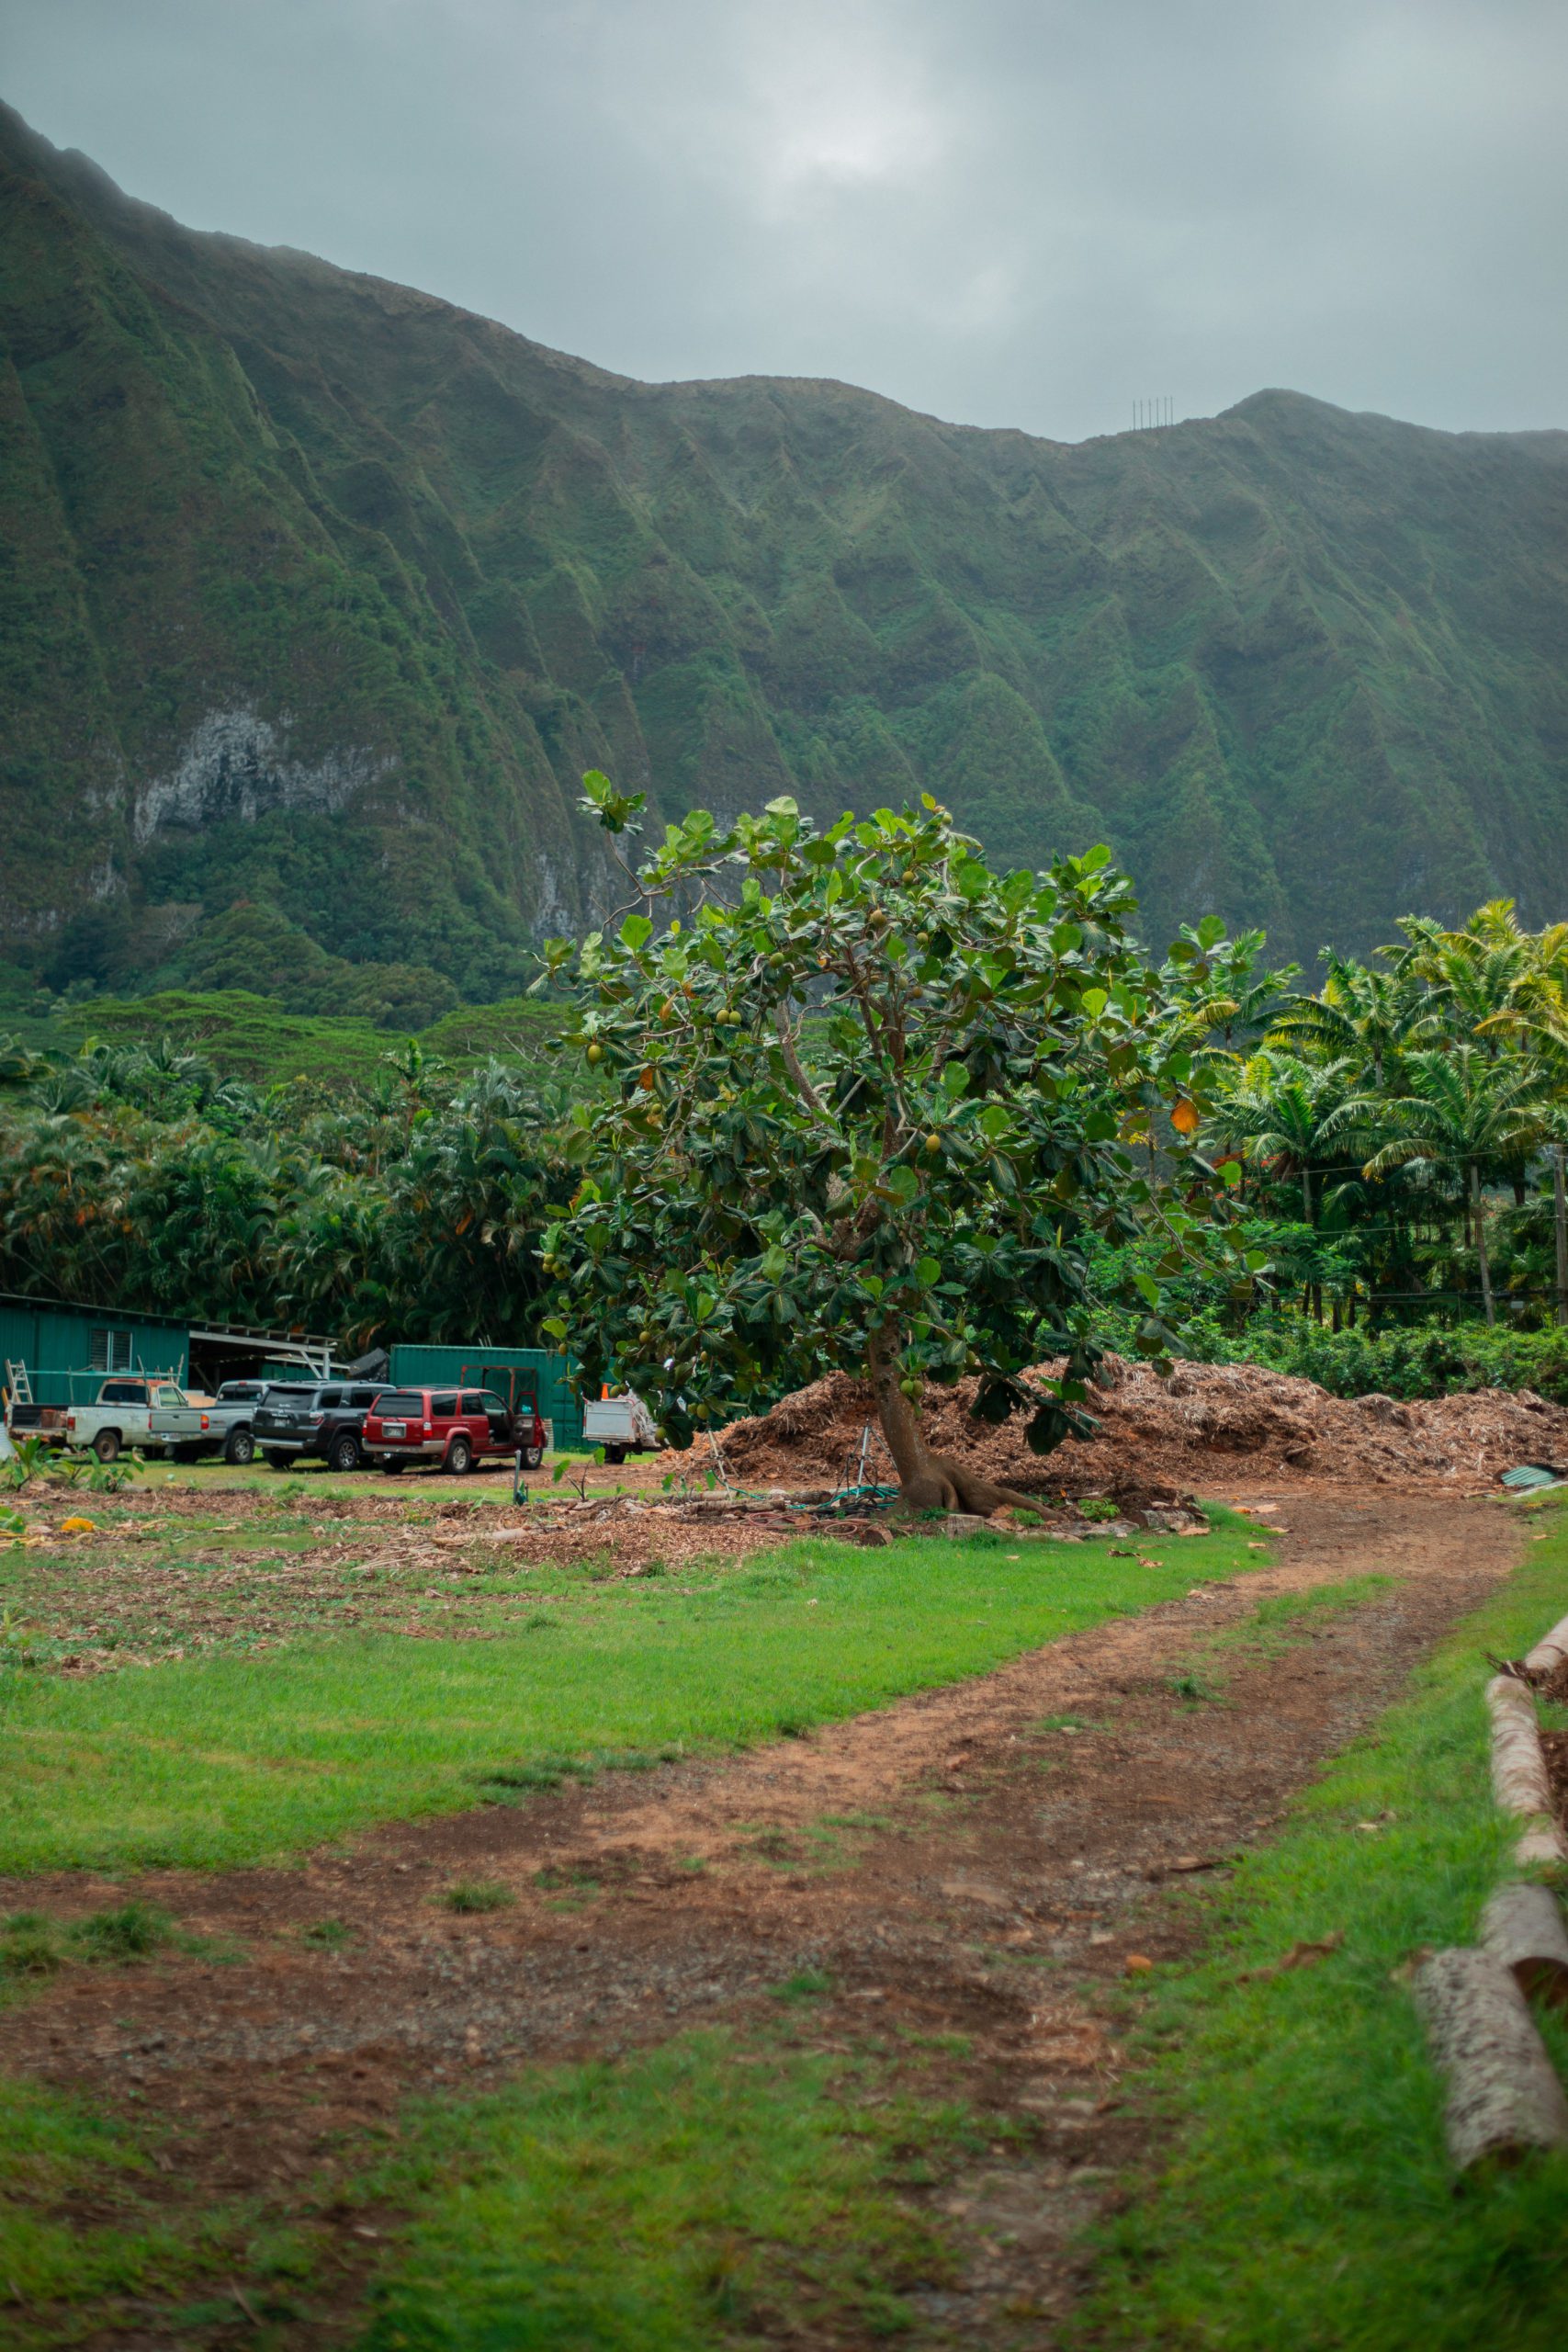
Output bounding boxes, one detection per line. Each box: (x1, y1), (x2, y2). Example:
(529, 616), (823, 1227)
(773, 1006), (839, 1142)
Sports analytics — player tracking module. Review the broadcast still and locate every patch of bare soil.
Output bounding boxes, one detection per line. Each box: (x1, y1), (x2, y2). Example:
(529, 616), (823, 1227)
(7, 1486), (814, 1675)
(0, 1492), (1523, 2347)
(704, 1358), (1568, 1505)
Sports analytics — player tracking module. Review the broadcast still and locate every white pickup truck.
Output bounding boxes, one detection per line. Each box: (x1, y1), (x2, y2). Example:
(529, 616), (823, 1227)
(32, 1378), (221, 1464)
(581, 1390), (660, 1465)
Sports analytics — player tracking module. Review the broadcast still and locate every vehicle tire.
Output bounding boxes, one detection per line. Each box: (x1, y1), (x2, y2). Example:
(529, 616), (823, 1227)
(603, 1443), (627, 1465)
(329, 1431), (361, 1474)
(521, 1444), (544, 1471)
(224, 1425), (255, 1466)
(445, 1433), (473, 1476)
(93, 1429), (121, 1465)
(381, 1458), (405, 1476)
(262, 1449), (293, 1470)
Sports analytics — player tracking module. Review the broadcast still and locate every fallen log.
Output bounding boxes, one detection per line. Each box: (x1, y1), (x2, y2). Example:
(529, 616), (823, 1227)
(1514, 1821), (1568, 1868)
(1482, 1883), (1568, 2010)
(1486, 1674), (1556, 1817)
(1414, 1946), (1568, 2170)
(430, 1531), (539, 1551)
(1485, 1673), (1568, 1866)
(1525, 1610), (1568, 1679)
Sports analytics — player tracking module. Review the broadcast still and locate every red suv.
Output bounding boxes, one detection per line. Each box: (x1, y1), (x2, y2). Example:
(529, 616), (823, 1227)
(363, 1387), (547, 1476)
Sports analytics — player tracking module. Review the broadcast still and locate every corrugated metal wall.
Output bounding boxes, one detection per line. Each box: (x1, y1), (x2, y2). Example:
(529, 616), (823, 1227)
(0, 1297), (189, 1408)
(386, 1344), (587, 1450)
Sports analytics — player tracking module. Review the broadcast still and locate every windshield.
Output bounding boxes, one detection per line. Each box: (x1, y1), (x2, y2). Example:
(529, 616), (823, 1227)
(375, 1393), (423, 1416)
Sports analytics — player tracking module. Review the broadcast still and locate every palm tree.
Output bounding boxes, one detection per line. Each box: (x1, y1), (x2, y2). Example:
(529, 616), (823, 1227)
(1214, 1051), (1359, 1227)
(1348, 1045), (1554, 1324)
(1470, 924), (1568, 1324)
(1267, 951), (1426, 1091)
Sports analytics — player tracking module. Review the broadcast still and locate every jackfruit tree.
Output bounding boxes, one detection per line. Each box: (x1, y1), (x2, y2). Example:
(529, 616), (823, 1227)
(537, 777), (1238, 1514)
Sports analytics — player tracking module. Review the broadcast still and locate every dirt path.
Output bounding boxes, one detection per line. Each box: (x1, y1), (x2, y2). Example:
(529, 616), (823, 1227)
(0, 1492), (1523, 2345)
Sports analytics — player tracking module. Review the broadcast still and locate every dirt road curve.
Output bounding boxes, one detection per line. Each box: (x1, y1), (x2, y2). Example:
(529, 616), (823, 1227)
(0, 1492), (1522, 2343)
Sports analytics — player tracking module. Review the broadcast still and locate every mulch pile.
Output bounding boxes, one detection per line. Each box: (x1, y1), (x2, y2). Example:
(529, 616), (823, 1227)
(702, 1355), (1568, 1506)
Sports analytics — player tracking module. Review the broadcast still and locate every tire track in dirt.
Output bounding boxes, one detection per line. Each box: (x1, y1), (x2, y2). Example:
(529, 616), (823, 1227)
(0, 1492), (1522, 2346)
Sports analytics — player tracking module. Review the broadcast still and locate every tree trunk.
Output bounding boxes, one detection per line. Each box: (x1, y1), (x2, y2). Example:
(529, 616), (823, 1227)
(1471, 1163), (1495, 1326)
(1302, 1165), (1313, 1225)
(1553, 1143), (1567, 1330)
(866, 1332), (1043, 1519)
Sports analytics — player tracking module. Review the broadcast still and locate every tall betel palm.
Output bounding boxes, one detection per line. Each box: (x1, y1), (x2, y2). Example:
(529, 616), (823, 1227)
(1350, 1045), (1553, 1325)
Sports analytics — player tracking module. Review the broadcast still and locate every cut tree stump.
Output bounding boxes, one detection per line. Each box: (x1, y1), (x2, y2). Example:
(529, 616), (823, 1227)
(1482, 1883), (1568, 2010)
(1414, 1947), (1568, 2170)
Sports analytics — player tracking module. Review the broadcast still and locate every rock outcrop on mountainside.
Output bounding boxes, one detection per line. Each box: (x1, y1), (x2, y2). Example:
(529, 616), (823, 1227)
(4, 99), (1567, 995)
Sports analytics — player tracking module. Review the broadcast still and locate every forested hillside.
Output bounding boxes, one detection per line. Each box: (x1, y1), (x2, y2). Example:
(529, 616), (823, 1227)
(3, 98), (1566, 1001)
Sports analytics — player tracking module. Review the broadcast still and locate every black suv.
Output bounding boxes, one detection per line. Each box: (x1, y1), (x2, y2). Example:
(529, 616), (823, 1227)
(252, 1382), (387, 1473)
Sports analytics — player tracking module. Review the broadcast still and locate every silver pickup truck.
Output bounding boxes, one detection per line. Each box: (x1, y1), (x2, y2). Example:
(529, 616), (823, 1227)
(18, 1377), (256, 1464)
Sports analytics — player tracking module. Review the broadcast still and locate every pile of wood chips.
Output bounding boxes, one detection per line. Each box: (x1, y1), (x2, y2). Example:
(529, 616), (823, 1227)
(694, 1355), (1568, 1504)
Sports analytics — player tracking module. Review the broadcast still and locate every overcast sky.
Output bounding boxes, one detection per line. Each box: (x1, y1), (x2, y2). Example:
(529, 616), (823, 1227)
(6, 0), (1564, 442)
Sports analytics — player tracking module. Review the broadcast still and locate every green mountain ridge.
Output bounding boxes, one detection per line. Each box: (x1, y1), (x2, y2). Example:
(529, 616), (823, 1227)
(3, 97), (1566, 994)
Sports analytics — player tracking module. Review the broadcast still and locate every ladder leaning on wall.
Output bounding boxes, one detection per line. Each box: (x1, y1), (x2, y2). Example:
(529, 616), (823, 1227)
(5, 1360), (33, 1406)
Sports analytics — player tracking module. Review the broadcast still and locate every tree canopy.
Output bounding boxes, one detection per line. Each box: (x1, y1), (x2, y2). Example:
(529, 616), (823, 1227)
(538, 784), (1235, 1511)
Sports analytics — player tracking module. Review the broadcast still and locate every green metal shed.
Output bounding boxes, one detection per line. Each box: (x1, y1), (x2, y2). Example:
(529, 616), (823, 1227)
(0, 1292), (190, 1408)
(386, 1344), (587, 1451)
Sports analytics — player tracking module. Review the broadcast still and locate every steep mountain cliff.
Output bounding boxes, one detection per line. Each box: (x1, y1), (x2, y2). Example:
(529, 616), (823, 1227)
(3, 98), (1566, 995)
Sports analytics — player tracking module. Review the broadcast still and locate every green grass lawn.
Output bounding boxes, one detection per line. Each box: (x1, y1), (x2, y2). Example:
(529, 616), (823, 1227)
(1077, 1500), (1568, 2352)
(355, 2029), (987, 2351)
(0, 1517), (1264, 1875)
(0, 2003), (1005, 2348)
(12, 1509), (1567, 2346)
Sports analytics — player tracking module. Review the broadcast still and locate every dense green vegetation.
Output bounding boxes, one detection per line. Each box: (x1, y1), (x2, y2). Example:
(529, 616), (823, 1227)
(1171, 899), (1568, 1336)
(6, 855), (1568, 1396)
(1083, 1507), (1568, 2351)
(6, 986), (565, 1089)
(0, 1508), (1263, 1872)
(0, 1028), (567, 1342)
(4, 100), (1567, 1006)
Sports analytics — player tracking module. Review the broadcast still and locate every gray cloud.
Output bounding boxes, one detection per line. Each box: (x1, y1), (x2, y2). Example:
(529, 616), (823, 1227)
(6, 0), (1564, 438)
